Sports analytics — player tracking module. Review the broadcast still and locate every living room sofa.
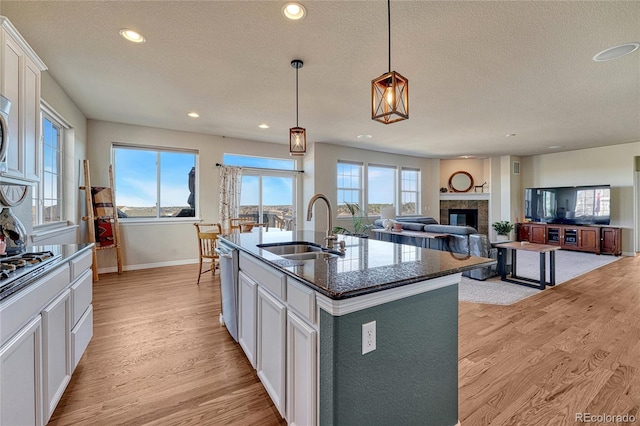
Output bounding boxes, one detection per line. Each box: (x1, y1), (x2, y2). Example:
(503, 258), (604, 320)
(373, 217), (497, 280)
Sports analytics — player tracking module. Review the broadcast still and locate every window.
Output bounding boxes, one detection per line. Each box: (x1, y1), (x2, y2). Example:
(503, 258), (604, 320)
(223, 154), (297, 230)
(400, 168), (420, 215)
(367, 164), (396, 216)
(114, 145), (196, 218)
(33, 108), (65, 226)
(337, 161), (362, 217)
(336, 160), (421, 218)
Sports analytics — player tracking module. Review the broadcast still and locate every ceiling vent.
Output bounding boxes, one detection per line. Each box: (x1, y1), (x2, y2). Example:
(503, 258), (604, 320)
(513, 161), (521, 175)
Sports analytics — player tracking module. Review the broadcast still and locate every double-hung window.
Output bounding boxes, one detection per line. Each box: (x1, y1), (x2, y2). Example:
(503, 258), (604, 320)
(113, 145), (197, 219)
(400, 167), (420, 215)
(337, 161), (362, 217)
(33, 105), (66, 225)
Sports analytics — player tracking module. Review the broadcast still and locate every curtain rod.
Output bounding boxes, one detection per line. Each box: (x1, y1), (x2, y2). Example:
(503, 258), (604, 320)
(215, 163), (304, 174)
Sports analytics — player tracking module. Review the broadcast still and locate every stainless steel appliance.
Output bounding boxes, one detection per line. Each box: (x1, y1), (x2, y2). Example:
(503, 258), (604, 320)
(0, 251), (63, 301)
(215, 241), (239, 341)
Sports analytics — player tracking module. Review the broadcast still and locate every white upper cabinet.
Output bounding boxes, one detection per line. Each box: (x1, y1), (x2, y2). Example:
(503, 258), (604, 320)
(0, 16), (47, 183)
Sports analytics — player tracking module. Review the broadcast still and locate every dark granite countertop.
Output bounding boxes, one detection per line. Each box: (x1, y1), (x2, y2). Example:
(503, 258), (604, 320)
(218, 230), (496, 300)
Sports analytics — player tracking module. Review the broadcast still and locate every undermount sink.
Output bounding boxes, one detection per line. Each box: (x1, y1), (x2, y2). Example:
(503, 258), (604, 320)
(280, 251), (340, 261)
(257, 241), (342, 259)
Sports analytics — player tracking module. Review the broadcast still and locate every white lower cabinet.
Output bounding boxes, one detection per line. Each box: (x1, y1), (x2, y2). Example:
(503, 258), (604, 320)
(286, 311), (317, 426)
(0, 316), (43, 426)
(257, 286), (287, 418)
(42, 289), (72, 423)
(238, 271), (257, 368)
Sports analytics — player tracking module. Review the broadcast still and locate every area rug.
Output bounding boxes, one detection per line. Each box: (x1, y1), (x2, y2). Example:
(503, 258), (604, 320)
(459, 250), (622, 305)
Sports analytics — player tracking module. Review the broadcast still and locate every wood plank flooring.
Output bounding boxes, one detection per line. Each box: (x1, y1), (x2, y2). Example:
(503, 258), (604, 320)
(48, 255), (640, 425)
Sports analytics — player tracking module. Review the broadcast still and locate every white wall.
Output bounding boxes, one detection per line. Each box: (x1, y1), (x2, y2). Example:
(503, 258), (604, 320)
(439, 158), (490, 193)
(86, 120), (299, 271)
(521, 141), (640, 255)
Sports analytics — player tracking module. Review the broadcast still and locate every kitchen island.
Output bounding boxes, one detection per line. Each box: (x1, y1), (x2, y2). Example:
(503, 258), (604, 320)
(219, 230), (495, 426)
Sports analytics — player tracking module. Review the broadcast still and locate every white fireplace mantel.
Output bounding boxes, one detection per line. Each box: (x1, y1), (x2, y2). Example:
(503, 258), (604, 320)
(440, 193), (490, 201)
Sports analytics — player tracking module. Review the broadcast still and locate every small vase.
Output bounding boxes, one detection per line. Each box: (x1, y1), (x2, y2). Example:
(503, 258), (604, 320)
(0, 208), (26, 255)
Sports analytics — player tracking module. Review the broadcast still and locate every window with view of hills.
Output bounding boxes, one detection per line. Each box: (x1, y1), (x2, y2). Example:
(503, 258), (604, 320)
(113, 145), (196, 219)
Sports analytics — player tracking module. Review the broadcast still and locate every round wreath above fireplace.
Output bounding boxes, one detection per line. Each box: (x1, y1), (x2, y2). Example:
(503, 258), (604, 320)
(448, 171), (474, 192)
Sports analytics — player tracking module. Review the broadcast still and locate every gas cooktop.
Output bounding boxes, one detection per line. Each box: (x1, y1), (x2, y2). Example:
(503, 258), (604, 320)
(0, 251), (63, 301)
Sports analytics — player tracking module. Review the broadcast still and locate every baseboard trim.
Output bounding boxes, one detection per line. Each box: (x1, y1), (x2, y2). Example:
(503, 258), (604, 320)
(97, 258), (199, 274)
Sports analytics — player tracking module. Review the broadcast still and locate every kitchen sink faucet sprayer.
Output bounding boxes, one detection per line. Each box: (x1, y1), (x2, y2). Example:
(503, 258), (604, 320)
(306, 194), (337, 249)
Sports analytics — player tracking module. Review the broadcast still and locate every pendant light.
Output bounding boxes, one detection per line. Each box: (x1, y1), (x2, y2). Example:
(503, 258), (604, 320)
(289, 59), (306, 156)
(372, 0), (408, 124)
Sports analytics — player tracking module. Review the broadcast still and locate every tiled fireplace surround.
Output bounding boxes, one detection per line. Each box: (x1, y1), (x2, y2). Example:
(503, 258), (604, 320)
(440, 200), (489, 235)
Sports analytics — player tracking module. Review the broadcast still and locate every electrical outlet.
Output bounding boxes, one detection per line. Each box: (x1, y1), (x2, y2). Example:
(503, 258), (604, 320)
(362, 321), (376, 355)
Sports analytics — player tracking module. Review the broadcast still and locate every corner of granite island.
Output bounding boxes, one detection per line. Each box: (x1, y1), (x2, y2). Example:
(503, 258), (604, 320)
(218, 230), (495, 426)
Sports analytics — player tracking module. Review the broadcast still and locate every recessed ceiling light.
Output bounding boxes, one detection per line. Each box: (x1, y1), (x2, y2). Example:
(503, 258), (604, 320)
(259, 124), (270, 129)
(188, 112), (200, 118)
(593, 42), (639, 61)
(506, 133), (517, 137)
(548, 145), (563, 149)
(357, 134), (372, 140)
(119, 29), (146, 43)
(282, 2), (306, 20)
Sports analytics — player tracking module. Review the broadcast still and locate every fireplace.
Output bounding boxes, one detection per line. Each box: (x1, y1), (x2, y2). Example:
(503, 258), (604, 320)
(440, 200), (489, 235)
(449, 209), (478, 230)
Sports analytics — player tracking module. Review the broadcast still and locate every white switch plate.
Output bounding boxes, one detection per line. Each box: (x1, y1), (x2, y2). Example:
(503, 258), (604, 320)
(362, 321), (376, 355)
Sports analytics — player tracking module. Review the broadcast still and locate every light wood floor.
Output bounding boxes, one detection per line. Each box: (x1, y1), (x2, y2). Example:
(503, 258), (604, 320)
(49, 255), (640, 425)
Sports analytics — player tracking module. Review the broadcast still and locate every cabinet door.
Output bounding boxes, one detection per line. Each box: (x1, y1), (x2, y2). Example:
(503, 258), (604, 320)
(578, 227), (600, 253)
(23, 55), (41, 181)
(257, 287), (286, 418)
(529, 225), (546, 244)
(238, 271), (257, 369)
(287, 311), (317, 426)
(0, 316), (43, 426)
(601, 228), (621, 255)
(42, 289), (71, 423)
(517, 224), (530, 242)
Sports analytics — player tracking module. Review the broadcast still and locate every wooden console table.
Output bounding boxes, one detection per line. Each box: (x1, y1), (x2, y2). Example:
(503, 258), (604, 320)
(372, 228), (449, 250)
(494, 241), (561, 290)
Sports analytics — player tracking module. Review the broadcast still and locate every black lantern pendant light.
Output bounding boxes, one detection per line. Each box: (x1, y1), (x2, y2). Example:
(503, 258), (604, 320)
(372, 0), (408, 124)
(289, 59), (306, 156)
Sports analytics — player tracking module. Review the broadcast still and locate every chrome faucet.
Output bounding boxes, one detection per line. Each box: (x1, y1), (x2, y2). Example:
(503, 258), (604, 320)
(306, 193), (337, 248)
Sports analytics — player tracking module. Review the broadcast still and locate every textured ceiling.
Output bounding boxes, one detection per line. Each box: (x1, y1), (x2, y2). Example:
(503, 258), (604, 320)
(1, 1), (639, 158)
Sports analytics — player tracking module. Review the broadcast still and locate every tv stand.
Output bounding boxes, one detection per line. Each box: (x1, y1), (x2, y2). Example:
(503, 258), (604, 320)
(517, 223), (621, 256)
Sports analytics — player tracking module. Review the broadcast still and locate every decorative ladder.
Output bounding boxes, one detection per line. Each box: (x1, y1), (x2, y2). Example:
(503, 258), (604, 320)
(79, 159), (123, 281)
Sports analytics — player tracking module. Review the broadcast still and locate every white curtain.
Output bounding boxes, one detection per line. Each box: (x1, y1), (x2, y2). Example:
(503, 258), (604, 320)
(218, 165), (242, 232)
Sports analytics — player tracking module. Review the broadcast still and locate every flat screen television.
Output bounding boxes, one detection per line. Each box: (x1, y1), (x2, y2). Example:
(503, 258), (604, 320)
(524, 185), (611, 225)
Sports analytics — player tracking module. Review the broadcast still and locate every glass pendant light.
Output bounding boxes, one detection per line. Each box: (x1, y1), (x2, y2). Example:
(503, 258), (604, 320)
(372, 0), (409, 124)
(289, 59), (306, 156)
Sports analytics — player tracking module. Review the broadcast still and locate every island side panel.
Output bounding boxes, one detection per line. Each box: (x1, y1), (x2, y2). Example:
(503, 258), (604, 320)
(319, 284), (459, 426)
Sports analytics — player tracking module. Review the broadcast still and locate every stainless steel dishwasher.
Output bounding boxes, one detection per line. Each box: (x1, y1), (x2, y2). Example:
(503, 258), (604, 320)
(215, 240), (239, 342)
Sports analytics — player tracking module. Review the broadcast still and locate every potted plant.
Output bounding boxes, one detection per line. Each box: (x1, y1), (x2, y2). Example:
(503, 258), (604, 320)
(333, 202), (373, 237)
(492, 220), (514, 240)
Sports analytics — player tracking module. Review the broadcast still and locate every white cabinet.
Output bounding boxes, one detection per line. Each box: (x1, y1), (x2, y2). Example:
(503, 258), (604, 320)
(0, 17), (46, 182)
(257, 286), (287, 418)
(42, 289), (71, 423)
(0, 316), (43, 426)
(238, 271), (257, 368)
(0, 247), (93, 425)
(286, 311), (317, 426)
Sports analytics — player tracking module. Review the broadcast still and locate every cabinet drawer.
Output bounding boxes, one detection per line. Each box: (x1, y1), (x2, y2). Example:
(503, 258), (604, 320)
(240, 253), (286, 300)
(71, 270), (93, 326)
(71, 305), (93, 370)
(287, 278), (315, 324)
(1, 264), (70, 346)
(70, 250), (92, 281)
